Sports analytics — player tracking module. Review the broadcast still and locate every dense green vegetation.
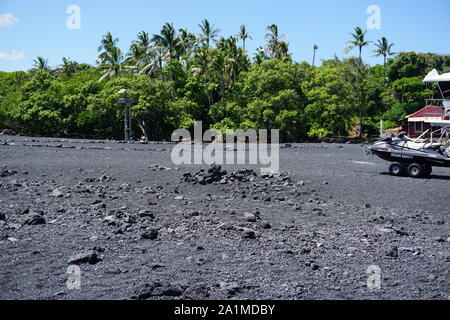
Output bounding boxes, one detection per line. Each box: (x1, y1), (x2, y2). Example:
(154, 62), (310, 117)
(1, 21), (449, 141)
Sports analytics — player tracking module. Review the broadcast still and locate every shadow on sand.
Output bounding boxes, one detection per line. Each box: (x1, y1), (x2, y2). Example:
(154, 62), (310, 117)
(379, 172), (450, 180)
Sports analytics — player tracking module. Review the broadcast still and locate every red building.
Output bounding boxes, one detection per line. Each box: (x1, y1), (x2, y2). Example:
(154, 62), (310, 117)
(400, 105), (446, 138)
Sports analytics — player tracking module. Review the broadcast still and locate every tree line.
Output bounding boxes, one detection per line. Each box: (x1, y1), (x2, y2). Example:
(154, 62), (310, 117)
(1, 20), (449, 142)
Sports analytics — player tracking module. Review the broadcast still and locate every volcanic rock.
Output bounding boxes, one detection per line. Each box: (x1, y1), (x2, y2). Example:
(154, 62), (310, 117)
(68, 250), (101, 265)
(386, 246), (399, 258)
(132, 281), (183, 299)
(0, 232), (8, 241)
(182, 164), (257, 185)
(244, 212), (257, 222)
(141, 229), (158, 240)
(260, 221), (272, 229)
(0, 168), (17, 177)
(24, 213), (46, 226)
(242, 228), (256, 239)
(184, 283), (210, 299)
(218, 281), (241, 296)
(50, 189), (64, 198)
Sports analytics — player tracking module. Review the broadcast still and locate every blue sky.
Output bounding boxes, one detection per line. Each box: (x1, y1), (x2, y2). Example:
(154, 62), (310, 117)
(0, 0), (449, 72)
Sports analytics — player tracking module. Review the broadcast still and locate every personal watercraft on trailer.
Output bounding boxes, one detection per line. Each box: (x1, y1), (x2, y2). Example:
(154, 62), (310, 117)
(368, 69), (450, 178)
(369, 129), (450, 177)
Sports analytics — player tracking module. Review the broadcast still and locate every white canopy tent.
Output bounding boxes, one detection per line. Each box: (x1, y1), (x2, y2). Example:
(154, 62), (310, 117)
(423, 69), (450, 114)
(423, 69), (450, 83)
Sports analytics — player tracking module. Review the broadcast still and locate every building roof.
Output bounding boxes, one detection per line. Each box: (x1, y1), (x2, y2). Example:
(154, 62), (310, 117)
(406, 105), (444, 119)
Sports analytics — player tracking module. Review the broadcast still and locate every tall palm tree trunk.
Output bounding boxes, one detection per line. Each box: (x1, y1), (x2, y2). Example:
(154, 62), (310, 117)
(138, 120), (149, 142)
(204, 74), (213, 107)
(312, 48), (316, 67)
(220, 72), (225, 99)
(169, 52), (173, 81)
(357, 47), (363, 138)
(159, 59), (164, 81)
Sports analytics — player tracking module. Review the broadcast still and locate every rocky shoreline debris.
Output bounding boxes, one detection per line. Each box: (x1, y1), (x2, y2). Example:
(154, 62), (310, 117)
(182, 164), (257, 185)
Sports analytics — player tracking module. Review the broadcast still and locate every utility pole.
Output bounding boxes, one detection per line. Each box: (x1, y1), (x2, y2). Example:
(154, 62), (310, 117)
(380, 119), (383, 137)
(118, 89), (133, 142)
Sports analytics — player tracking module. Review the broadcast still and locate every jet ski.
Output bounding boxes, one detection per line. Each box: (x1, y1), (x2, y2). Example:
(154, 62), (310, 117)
(368, 69), (450, 178)
(369, 128), (450, 178)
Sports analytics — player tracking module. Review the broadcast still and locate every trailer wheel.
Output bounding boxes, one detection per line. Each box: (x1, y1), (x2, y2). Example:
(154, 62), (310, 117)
(407, 163), (423, 178)
(389, 162), (403, 176)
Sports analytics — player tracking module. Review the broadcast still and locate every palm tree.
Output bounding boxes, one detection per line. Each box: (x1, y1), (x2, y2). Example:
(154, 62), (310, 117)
(126, 31), (156, 73)
(278, 41), (290, 58)
(254, 47), (269, 65)
(222, 37), (241, 83)
(198, 19), (220, 46)
(212, 50), (227, 99)
(97, 31), (118, 54)
(31, 57), (50, 71)
(136, 30), (151, 51)
(265, 24), (287, 59)
(344, 27), (371, 63)
(125, 43), (146, 70)
(178, 28), (197, 64)
(97, 32), (123, 82)
(136, 31), (154, 63)
(373, 37), (395, 84)
(213, 36), (241, 96)
(61, 57), (79, 76)
(191, 46), (214, 107)
(98, 46), (123, 82)
(237, 25), (252, 51)
(138, 50), (170, 77)
(344, 27), (371, 137)
(151, 23), (179, 81)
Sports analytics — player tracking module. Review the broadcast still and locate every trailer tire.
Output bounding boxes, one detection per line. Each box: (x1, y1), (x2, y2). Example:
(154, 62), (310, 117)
(389, 162), (404, 176)
(407, 163), (423, 178)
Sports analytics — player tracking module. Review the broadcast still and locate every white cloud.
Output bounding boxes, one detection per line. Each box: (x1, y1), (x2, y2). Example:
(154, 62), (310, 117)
(0, 13), (18, 28)
(0, 50), (26, 61)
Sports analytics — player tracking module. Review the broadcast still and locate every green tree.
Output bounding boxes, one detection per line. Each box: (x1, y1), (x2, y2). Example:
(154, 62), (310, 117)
(304, 59), (358, 137)
(210, 59), (311, 141)
(10, 71), (63, 135)
(387, 52), (450, 81)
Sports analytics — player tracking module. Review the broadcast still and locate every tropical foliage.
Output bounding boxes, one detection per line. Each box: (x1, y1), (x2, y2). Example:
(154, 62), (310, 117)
(1, 21), (449, 141)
